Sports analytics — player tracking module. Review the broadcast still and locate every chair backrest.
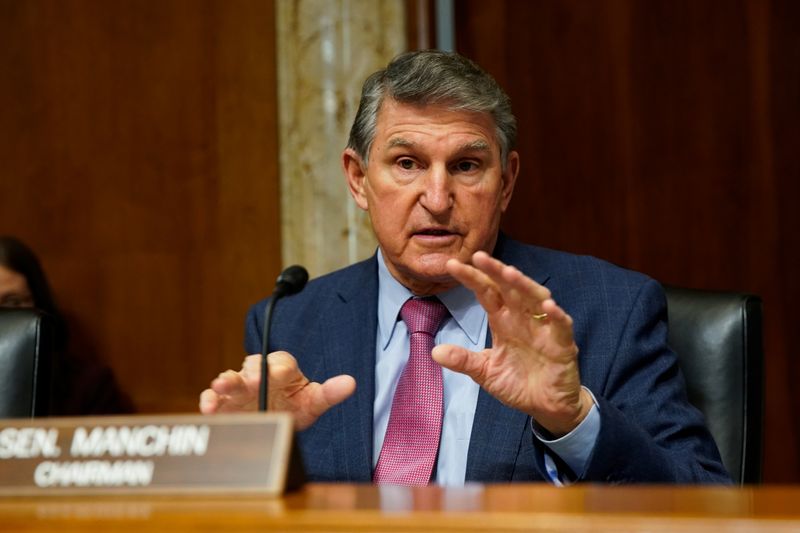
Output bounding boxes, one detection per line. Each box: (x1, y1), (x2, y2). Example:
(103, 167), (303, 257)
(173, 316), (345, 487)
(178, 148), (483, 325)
(0, 308), (54, 418)
(663, 286), (764, 484)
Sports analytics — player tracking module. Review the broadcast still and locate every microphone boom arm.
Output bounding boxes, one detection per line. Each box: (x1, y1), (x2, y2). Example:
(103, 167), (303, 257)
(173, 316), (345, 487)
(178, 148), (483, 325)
(258, 265), (309, 412)
(259, 296), (279, 412)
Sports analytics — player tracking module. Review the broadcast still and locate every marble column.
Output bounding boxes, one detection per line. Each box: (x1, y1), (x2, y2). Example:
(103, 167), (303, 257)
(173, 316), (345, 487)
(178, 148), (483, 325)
(276, 0), (406, 278)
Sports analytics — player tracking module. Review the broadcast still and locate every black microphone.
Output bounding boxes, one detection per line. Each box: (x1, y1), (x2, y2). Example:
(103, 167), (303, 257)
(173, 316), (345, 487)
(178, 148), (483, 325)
(260, 265), (309, 412)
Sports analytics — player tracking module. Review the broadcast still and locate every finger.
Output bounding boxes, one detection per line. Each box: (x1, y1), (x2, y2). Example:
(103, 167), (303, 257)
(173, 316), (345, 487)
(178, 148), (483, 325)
(207, 354), (264, 411)
(312, 375), (357, 417)
(201, 379), (257, 413)
(432, 344), (488, 384)
(269, 352), (356, 408)
(199, 388), (220, 414)
(241, 354), (262, 382)
(447, 254), (551, 318)
(286, 374), (356, 432)
(471, 251), (551, 308)
(541, 298), (576, 347)
(445, 258), (504, 313)
(267, 351), (309, 395)
(211, 369), (251, 397)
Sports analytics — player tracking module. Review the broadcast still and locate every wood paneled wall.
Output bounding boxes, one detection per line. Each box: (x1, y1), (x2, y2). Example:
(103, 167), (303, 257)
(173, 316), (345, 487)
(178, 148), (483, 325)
(3, 0), (798, 484)
(455, 0), (800, 482)
(0, 0), (281, 413)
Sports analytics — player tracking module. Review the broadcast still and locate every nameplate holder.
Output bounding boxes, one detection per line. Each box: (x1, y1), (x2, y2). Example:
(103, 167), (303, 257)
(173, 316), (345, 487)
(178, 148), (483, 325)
(0, 413), (304, 497)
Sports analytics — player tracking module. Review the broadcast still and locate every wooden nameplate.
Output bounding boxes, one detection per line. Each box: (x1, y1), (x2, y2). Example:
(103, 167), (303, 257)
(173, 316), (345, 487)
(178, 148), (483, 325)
(0, 412), (304, 497)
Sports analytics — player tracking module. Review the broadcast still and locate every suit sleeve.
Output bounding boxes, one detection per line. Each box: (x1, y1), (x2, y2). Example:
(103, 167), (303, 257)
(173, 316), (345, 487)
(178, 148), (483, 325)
(537, 279), (732, 484)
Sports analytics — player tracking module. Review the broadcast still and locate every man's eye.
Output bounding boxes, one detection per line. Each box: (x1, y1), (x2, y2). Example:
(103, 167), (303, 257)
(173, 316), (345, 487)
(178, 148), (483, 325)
(398, 159), (416, 170)
(455, 160), (478, 172)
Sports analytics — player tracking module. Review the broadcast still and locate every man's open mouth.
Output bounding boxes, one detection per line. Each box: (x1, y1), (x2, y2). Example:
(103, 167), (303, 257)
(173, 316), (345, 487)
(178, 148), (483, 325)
(415, 229), (454, 236)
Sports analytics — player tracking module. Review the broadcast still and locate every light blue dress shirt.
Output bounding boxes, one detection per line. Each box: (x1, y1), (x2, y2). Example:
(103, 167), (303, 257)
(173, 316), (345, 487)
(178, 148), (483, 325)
(373, 249), (600, 486)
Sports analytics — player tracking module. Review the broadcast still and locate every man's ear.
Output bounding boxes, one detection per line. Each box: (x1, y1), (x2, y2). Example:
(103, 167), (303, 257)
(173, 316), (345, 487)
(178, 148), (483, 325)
(343, 148), (369, 210)
(500, 150), (520, 212)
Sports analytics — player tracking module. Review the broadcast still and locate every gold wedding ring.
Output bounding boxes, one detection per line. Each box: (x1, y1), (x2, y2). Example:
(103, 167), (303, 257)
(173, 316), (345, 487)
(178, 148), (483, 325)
(531, 312), (548, 321)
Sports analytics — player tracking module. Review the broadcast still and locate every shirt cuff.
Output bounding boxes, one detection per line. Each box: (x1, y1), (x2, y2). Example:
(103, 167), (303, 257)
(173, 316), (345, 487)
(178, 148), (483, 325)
(532, 387), (600, 481)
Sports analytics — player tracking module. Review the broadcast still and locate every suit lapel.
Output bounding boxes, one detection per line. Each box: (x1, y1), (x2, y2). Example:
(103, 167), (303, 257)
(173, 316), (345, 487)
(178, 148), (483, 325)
(322, 257), (379, 481)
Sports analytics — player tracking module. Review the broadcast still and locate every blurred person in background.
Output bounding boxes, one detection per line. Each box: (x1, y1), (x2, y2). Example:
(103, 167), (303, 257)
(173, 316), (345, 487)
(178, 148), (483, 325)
(0, 235), (135, 415)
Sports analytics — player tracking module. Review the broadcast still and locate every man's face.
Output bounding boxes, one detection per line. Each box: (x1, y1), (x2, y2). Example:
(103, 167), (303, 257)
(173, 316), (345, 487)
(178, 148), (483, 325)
(344, 99), (519, 295)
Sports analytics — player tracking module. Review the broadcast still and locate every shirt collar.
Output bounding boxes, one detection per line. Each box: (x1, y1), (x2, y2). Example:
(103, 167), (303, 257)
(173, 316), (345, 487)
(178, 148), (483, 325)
(376, 248), (486, 349)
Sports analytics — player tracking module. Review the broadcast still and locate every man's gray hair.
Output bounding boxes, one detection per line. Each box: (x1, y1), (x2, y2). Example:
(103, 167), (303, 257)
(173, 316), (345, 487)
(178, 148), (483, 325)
(347, 50), (517, 169)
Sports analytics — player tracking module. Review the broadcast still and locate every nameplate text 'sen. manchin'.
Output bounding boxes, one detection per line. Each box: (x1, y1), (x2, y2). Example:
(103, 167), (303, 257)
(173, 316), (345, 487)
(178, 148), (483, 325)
(0, 413), (302, 496)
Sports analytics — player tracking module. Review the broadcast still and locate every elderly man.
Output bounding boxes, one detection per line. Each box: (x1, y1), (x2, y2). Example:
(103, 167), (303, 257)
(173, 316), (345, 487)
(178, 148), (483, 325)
(200, 50), (729, 486)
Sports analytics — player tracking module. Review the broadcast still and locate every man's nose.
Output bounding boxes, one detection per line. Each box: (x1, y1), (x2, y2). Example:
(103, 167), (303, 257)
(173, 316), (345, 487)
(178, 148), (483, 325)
(418, 164), (454, 214)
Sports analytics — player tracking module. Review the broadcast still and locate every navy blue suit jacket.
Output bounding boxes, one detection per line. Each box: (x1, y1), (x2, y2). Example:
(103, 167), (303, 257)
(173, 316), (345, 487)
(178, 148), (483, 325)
(245, 236), (730, 483)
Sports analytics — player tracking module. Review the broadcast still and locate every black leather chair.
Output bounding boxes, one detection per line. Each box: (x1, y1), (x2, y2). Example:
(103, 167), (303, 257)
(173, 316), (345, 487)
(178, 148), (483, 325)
(663, 286), (764, 485)
(0, 308), (54, 418)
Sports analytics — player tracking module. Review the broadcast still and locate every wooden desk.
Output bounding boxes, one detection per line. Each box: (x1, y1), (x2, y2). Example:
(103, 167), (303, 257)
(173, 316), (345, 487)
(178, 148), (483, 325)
(1, 483), (799, 532)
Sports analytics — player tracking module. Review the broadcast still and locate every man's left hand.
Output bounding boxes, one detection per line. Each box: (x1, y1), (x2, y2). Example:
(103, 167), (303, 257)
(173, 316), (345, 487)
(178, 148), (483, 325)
(435, 251), (593, 437)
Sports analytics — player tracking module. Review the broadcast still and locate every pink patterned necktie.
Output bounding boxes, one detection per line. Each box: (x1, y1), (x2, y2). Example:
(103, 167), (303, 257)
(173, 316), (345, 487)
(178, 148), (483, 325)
(373, 297), (449, 485)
